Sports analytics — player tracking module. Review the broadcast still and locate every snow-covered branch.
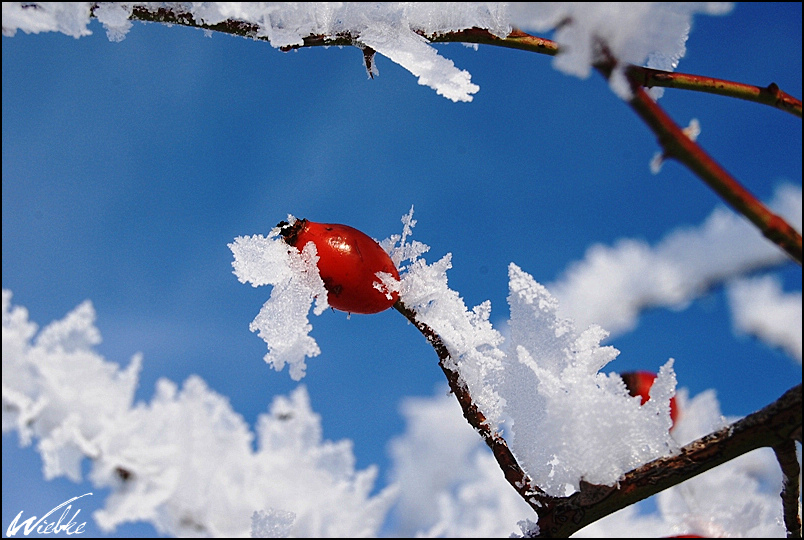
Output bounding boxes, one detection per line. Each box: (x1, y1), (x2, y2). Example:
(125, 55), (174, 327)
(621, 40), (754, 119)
(4, 2), (733, 102)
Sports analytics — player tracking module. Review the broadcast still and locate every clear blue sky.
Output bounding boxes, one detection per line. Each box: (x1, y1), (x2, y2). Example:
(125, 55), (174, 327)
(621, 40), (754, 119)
(2, 3), (801, 537)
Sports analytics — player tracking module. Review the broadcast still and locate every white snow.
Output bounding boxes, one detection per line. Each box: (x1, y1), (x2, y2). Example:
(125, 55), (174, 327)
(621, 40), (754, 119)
(251, 508), (296, 538)
(386, 217), (507, 428)
(4, 188), (794, 535)
(2, 291), (396, 537)
(501, 263), (678, 495)
(549, 183), (802, 338)
(1, 2), (93, 38)
(227, 200), (792, 503)
(387, 389), (532, 537)
(727, 275), (803, 362)
(508, 3), (733, 98)
(382, 212), (679, 496)
(92, 2), (132, 41)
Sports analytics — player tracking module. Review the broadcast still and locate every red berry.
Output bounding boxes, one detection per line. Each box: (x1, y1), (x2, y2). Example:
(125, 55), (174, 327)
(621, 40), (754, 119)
(621, 371), (679, 428)
(278, 219), (400, 314)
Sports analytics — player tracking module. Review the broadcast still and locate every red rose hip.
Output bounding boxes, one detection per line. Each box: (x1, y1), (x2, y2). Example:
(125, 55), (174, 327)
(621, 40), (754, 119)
(278, 219), (400, 314)
(621, 370), (679, 429)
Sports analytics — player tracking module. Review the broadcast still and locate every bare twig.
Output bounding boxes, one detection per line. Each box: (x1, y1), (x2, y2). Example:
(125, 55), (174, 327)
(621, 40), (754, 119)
(424, 27), (559, 56)
(623, 82), (802, 264)
(774, 440), (803, 538)
(627, 66), (803, 118)
(113, 5), (801, 116)
(592, 46), (802, 265)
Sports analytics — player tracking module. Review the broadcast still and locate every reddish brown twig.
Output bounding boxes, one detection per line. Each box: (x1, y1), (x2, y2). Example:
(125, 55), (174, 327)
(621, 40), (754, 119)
(591, 46), (802, 265)
(540, 384), (801, 537)
(627, 66), (802, 118)
(393, 300), (549, 512)
(114, 5), (801, 116)
(624, 82), (802, 264)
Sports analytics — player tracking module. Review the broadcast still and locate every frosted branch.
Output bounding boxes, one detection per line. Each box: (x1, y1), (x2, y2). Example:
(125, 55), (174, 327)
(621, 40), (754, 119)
(536, 384), (802, 536)
(393, 299), (548, 511)
(396, 292), (803, 537)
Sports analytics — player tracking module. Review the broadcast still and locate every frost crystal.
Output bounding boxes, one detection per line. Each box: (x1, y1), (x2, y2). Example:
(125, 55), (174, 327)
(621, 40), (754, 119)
(251, 508), (295, 538)
(92, 2), (132, 41)
(501, 264), (678, 496)
(386, 213), (679, 496)
(387, 209), (507, 428)
(508, 3), (733, 98)
(229, 222), (328, 381)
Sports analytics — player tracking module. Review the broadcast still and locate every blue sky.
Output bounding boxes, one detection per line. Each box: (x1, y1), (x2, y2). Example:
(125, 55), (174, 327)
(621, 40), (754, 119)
(2, 3), (801, 537)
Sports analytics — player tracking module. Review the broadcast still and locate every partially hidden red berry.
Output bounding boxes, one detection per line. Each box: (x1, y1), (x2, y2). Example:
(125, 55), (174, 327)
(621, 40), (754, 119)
(278, 218), (400, 314)
(621, 370), (679, 429)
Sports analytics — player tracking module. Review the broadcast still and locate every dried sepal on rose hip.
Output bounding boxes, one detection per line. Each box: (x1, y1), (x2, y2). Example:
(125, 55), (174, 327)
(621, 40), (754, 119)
(621, 370), (679, 430)
(278, 218), (400, 314)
